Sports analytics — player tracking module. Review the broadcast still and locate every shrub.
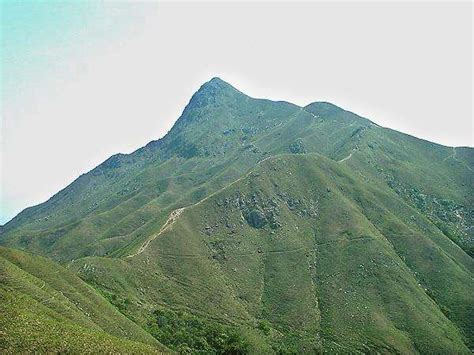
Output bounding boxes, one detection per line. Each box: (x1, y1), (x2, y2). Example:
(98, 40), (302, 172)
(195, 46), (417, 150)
(148, 307), (250, 354)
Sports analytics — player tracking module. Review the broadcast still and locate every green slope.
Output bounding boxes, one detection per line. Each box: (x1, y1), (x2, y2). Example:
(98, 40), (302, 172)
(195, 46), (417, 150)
(70, 154), (472, 353)
(0, 247), (168, 353)
(0, 78), (302, 261)
(0, 78), (472, 352)
(2, 78), (471, 261)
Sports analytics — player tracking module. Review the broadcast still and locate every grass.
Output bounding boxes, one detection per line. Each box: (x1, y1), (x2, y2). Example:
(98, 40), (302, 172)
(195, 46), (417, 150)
(0, 247), (168, 353)
(1, 78), (472, 352)
(70, 154), (471, 353)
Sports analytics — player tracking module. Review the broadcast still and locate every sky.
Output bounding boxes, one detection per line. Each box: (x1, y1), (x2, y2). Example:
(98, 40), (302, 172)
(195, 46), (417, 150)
(1, 1), (472, 225)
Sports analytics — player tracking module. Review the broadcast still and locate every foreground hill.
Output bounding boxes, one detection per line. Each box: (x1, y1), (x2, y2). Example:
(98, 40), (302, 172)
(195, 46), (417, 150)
(0, 247), (168, 353)
(69, 154), (472, 353)
(1, 78), (472, 352)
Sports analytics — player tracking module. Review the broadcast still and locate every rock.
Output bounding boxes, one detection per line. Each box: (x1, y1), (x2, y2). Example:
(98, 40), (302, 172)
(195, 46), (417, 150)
(245, 209), (267, 228)
(289, 138), (306, 154)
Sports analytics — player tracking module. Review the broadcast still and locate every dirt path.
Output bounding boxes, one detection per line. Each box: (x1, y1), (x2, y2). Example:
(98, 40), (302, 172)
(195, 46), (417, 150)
(40, 291), (64, 305)
(339, 148), (357, 163)
(315, 236), (374, 247)
(339, 151), (353, 163)
(125, 156), (280, 259)
(301, 107), (319, 119)
(443, 147), (473, 172)
(192, 155), (274, 209)
(443, 147), (457, 162)
(126, 208), (185, 258)
(140, 246), (308, 259)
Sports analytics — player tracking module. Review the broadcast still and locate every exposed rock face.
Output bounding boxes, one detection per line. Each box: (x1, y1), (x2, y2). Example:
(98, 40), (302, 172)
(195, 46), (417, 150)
(245, 209), (267, 228)
(289, 138), (306, 154)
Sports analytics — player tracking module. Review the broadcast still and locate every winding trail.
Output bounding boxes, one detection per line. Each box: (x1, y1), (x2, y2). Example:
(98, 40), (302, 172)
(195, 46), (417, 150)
(339, 148), (357, 163)
(443, 147), (473, 172)
(131, 237), (375, 260)
(301, 106), (319, 119)
(150, 246), (308, 259)
(443, 147), (457, 162)
(339, 151), (353, 163)
(193, 155), (274, 208)
(126, 208), (184, 258)
(125, 157), (276, 259)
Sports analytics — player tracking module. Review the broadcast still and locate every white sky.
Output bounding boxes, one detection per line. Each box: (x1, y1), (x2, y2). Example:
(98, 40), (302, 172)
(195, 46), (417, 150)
(1, 1), (473, 224)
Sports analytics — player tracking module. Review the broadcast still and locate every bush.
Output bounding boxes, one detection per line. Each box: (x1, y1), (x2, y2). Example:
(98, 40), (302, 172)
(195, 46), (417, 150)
(148, 308), (250, 354)
(257, 320), (272, 336)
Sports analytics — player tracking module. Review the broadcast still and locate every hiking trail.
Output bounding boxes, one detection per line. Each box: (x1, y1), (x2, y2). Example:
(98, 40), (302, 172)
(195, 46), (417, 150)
(126, 208), (185, 258)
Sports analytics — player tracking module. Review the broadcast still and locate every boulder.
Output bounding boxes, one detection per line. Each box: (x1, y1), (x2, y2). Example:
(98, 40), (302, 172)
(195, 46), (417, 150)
(245, 209), (267, 229)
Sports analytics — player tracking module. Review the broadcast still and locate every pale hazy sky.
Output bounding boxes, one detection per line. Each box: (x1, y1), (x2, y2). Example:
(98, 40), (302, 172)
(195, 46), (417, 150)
(1, 1), (472, 224)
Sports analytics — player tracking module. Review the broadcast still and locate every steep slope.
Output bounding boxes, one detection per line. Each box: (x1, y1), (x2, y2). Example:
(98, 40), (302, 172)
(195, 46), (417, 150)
(1, 78), (472, 261)
(70, 154), (472, 353)
(1, 78), (472, 352)
(0, 247), (168, 353)
(0, 78), (301, 261)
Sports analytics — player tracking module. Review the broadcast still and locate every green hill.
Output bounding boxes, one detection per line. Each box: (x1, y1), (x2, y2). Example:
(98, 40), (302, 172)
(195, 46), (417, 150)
(2, 78), (471, 261)
(0, 247), (168, 353)
(69, 154), (472, 353)
(1, 78), (472, 352)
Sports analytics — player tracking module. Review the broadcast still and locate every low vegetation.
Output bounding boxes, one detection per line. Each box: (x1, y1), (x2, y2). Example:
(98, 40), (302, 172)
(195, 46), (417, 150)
(147, 307), (250, 354)
(0, 247), (167, 353)
(1, 78), (472, 353)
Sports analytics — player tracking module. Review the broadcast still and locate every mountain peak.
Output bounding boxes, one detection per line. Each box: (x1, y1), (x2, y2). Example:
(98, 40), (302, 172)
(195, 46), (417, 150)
(208, 76), (226, 84)
(199, 76), (236, 93)
(304, 101), (344, 115)
(181, 77), (242, 116)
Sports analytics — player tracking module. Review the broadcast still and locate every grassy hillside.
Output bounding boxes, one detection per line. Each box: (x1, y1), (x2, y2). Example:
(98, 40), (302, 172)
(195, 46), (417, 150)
(70, 154), (472, 353)
(0, 247), (168, 353)
(1, 78), (472, 352)
(2, 78), (471, 261)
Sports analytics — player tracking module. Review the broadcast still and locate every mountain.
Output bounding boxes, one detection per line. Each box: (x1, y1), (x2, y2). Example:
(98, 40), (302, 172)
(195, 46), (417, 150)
(1, 78), (473, 353)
